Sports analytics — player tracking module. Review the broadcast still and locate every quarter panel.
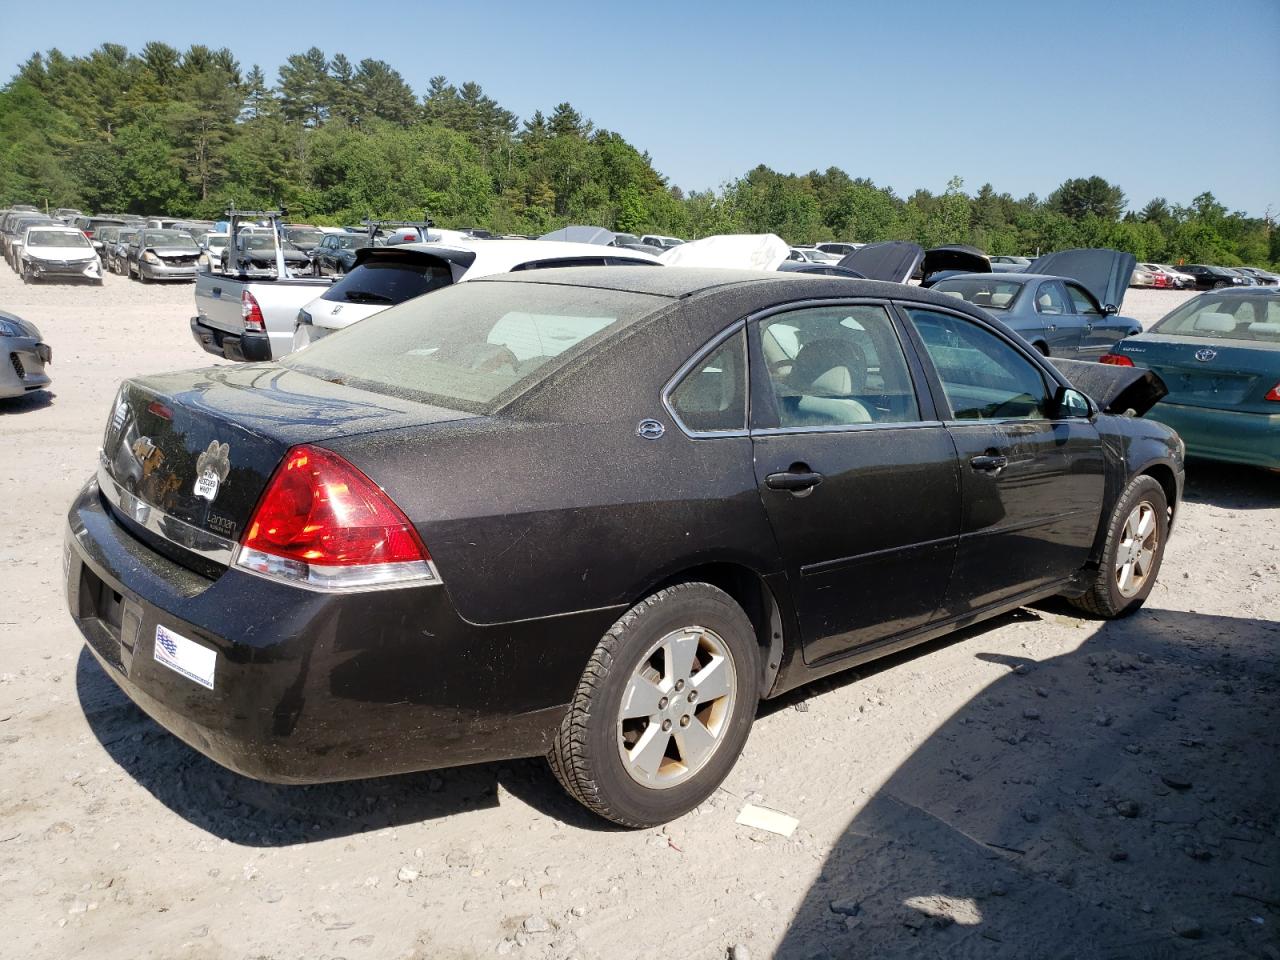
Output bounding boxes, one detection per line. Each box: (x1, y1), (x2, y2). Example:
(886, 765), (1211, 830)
(331, 419), (781, 625)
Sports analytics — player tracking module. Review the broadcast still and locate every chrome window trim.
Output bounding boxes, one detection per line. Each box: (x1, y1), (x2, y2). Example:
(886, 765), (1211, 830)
(750, 420), (945, 437)
(661, 320), (750, 439)
(96, 456), (236, 565)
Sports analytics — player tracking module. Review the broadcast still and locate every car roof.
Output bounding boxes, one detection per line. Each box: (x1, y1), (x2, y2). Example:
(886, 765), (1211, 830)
(935, 272), (1050, 284)
(476, 265), (991, 310)
(1200, 286), (1280, 297)
(25, 224), (82, 233)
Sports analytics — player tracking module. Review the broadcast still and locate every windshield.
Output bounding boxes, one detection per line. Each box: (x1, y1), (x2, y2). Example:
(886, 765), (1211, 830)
(321, 259), (453, 306)
(1153, 294), (1280, 342)
(144, 230), (198, 249)
(205, 235), (228, 250)
(11, 218), (52, 235)
(286, 281), (663, 412)
(613, 233), (641, 245)
(931, 278), (1026, 310)
(286, 228), (326, 248)
(27, 230), (90, 248)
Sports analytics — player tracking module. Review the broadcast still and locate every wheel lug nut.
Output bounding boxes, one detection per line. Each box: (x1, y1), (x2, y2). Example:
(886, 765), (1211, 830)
(675, 680), (685, 691)
(680, 715), (691, 727)
(661, 719), (672, 732)
(658, 696), (668, 710)
(687, 691), (698, 703)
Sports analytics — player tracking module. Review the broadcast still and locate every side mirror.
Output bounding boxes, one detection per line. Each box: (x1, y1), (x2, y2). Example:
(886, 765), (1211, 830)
(1054, 386), (1092, 419)
(1103, 304), (1118, 315)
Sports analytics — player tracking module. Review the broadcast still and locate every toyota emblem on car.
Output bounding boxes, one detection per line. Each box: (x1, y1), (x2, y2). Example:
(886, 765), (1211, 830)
(1195, 348), (1218, 362)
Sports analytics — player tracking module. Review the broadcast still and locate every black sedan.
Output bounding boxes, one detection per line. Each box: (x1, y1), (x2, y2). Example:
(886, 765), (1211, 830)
(65, 269), (1183, 827)
(1180, 264), (1250, 290)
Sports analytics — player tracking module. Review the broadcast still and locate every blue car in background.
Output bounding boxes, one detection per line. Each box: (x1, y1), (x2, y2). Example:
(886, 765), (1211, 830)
(930, 249), (1141, 359)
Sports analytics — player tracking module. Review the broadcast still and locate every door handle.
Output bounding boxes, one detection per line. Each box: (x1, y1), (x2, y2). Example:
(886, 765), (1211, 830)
(765, 467), (824, 492)
(969, 454), (1009, 473)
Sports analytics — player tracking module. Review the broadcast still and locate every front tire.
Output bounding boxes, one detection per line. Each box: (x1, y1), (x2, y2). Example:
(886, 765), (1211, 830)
(549, 582), (760, 827)
(1068, 475), (1168, 618)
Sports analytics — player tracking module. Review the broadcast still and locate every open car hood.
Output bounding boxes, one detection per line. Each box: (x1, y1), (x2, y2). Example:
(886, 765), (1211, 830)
(1028, 248), (1136, 312)
(922, 245), (990, 281)
(1051, 357), (1167, 417)
(658, 234), (790, 271)
(537, 225), (613, 245)
(837, 241), (923, 283)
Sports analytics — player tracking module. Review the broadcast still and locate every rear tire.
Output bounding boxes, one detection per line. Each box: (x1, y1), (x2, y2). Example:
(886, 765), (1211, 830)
(1213, 280), (1229, 289)
(549, 583), (760, 827)
(1033, 341), (1049, 356)
(1068, 475), (1168, 618)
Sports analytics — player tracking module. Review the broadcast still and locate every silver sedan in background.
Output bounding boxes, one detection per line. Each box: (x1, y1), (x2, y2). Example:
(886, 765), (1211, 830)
(0, 310), (52, 399)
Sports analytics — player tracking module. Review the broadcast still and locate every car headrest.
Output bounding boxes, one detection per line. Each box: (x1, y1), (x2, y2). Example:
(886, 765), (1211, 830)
(939, 290), (964, 299)
(1194, 312), (1236, 333)
(792, 338), (866, 395)
(1248, 322), (1280, 339)
(990, 292), (1014, 307)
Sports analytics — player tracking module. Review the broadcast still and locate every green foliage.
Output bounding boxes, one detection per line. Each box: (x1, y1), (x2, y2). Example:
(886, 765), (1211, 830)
(0, 43), (1273, 268)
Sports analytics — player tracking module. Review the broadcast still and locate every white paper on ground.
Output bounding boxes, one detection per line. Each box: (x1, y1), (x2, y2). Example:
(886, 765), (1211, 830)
(735, 803), (799, 837)
(153, 624), (216, 690)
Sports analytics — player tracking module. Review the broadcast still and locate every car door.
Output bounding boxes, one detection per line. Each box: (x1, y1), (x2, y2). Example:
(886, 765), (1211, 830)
(899, 305), (1105, 615)
(747, 301), (962, 665)
(1065, 281), (1129, 355)
(1032, 279), (1085, 355)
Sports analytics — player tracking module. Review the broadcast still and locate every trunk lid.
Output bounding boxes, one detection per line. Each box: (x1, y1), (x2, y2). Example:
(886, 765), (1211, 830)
(1028, 248), (1137, 312)
(1113, 335), (1280, 411)
(100, 365), (473, 566)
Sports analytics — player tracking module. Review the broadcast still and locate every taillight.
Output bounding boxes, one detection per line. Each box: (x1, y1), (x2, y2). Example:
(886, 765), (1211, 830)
(1099, 353), (1135, 367)
(234, 444), (437, 591)
(1266, 383), (1280, 402)
(241, 290), (266, 333)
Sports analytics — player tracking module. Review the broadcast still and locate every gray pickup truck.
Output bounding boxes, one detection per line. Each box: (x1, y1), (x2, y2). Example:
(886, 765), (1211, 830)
(190, 210), (333, 361)
(191, 270), (332, 361)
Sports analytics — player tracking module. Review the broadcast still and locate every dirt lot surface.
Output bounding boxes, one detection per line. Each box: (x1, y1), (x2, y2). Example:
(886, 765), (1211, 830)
(1, 273), (1276, 960)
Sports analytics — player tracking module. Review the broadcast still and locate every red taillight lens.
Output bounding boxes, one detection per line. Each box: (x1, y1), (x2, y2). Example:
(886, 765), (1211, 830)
(235, 444), (436, 590)
(1100, 353), (1135, 367)
(1266, 383), (1280, 402)
(241, 290), (266, 333)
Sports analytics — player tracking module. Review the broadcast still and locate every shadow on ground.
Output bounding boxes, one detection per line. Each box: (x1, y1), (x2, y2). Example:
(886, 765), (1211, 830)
(75, 648), (616, 846)
(1182, 461), (1278, 510)
(774, 607), (1280, 959)
(0, 390), (54, 413)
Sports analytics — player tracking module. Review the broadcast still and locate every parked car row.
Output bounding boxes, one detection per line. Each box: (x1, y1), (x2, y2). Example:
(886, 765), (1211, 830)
(1131, 262), (1279, 289)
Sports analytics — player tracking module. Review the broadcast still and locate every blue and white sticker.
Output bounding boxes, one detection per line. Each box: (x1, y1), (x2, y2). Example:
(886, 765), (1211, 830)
(154, 625), (216, 690)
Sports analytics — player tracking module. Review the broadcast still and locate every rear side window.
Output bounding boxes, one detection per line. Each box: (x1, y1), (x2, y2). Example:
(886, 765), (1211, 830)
(757, 305), (920, 428)
(285, 281), (665, 412)
(668, 330), (747, 433)
(907, 309), (1052, 421)
(321, 260), (453, 306)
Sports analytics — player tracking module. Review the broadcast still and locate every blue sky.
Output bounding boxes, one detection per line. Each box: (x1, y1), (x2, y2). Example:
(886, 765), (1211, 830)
(4, 0), (1278, 215)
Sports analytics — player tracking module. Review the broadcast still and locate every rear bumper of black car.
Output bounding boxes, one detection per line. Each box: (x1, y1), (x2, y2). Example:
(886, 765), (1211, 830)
(190, 316), (272, 362)
(65, 477), (615, 783)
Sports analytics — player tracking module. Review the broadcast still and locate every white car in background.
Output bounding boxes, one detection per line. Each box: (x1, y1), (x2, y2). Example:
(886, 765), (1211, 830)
(292, 239), (660, 351)
(1155, 264), (1197, 289)
(641, 234), (684, 251)
(790, 246), (841, 264)
(19, 225), (103, 285)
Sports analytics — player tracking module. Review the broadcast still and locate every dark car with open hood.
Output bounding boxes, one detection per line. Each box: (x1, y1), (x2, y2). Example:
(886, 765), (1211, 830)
(65, 268), (1183, 827)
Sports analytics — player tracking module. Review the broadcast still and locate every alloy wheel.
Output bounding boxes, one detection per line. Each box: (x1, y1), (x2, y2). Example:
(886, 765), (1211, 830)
(1115, 501), (1159, 598)
(616, 625), (737, 789)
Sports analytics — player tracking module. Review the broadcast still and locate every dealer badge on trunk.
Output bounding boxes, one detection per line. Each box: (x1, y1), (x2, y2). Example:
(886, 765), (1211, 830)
(194, 441), (231, 502)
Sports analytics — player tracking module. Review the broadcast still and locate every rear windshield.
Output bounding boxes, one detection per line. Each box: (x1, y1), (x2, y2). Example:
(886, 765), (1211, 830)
(321, 259), (454, 306)
(931, 278), (1026, 310)
(286, 228), (325, 248)
(1152, 295), (1280, 343)
(27, 230), (90, 248)
(285, 281), (664, 412)
(143, 230), (198, 249)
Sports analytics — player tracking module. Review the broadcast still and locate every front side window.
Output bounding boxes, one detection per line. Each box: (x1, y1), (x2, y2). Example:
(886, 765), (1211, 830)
(1034, 281), (1068, 315)
(907, 309), (1053, 421)
(757, 305), (920, 428)
(1065, 284), (1101, 315)
(668, 330), (747, 433)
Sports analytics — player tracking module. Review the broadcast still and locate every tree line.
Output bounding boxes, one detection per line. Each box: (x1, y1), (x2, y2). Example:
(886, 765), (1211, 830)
(1, 43), (1275, 267)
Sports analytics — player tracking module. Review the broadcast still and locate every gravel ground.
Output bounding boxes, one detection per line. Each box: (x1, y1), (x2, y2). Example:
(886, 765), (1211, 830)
(0, 273), (1276, 960)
